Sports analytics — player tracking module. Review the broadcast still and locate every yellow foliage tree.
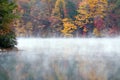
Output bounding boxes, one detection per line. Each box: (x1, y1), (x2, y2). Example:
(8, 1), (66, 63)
(75, 0), (108, 27)
(61, 18), (77, 37)
(93, 28), (101, 37)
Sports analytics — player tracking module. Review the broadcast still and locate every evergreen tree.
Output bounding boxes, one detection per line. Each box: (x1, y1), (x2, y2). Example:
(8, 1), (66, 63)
(0, 0), (18, 48)
(66, 0), (77, 20)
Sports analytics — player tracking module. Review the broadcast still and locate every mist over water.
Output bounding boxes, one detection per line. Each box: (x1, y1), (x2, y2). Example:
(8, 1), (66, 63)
(0, 38), (120, 80)
(17, 38), (120, 55)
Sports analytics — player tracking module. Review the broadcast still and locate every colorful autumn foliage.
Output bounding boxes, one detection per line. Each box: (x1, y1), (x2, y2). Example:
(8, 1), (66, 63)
(75, 0), (108, 37)
(11, 0), (120, 37)
(61, 18), (77, 37)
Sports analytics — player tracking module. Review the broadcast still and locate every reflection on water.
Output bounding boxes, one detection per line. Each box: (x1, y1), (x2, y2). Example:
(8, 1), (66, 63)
(0, 38), (120, 80)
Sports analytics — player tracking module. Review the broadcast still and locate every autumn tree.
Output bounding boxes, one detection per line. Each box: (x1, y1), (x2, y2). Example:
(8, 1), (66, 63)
(52, 0), (67, 19)
(61, 18), (77, 37)
(41, 0), (56, 16)
(107, 0), (120, 36)
(114, 0), (120, 35)
(75, 0), (108, 37)
(0, 0), (18, 48)
(13, 0), (120, 37)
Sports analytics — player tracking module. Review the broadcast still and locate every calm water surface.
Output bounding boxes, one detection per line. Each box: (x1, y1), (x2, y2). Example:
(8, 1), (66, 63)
(0, 38), (120, 80)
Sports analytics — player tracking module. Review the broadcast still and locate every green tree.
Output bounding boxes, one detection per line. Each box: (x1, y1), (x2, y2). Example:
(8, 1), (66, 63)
(0, 0), (18, 48)
(66, 0), (77, 19)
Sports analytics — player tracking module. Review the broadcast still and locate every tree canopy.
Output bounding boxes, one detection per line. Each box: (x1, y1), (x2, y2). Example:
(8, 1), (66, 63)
(2, 0), (119, 38)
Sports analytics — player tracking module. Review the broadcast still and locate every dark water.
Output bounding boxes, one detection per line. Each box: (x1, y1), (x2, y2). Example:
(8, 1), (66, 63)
(0, 38), (120, 80)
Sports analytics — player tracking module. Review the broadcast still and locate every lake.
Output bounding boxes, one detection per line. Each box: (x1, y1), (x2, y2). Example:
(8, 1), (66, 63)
(0, 38), (120, 80)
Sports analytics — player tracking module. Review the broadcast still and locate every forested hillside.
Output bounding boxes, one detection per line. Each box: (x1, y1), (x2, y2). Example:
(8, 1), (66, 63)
(14, 0), (120, 37)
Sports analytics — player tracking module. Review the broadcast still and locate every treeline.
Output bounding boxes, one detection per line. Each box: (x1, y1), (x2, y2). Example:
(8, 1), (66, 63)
(15, 0), (120, 37)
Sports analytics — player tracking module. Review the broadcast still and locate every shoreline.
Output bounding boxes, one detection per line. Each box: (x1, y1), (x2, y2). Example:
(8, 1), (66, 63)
(0, 47), (18, 52)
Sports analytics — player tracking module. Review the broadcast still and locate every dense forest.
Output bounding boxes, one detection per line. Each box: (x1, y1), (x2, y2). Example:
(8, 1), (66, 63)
(14, 0), (120, 37)
(0, 0), (120, 39)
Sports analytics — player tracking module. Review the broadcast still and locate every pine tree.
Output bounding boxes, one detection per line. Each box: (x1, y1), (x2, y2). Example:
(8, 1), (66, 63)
(0, 0), (18, 48)
(66, 0), (77, 19)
